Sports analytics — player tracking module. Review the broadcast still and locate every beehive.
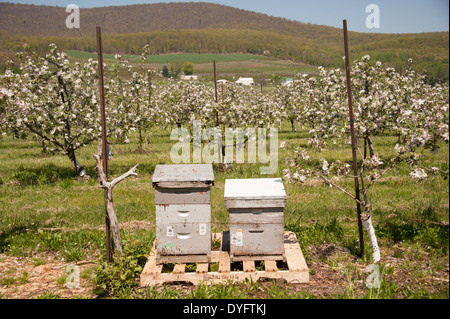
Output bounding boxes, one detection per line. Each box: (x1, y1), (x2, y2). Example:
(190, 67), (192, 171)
(224, 178), (287, 261)
(152, 164), (214, 264)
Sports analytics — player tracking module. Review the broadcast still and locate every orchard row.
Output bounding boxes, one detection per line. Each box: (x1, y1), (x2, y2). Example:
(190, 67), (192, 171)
(0, 44), (448, 177)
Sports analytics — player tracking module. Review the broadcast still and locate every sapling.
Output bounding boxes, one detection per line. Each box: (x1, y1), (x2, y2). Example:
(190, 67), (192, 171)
(283, 56), (449, 263)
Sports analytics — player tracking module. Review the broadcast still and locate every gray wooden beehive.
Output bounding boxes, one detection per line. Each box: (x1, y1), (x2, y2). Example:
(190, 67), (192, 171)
(152, 164), (214, 263)
(224, 178), (287, 261)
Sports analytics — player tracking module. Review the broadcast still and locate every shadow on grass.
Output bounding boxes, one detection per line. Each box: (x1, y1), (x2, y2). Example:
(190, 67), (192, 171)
(0, 222), (40, 254)
(375, 220), (449, 254)
(10, 163), (76, 186)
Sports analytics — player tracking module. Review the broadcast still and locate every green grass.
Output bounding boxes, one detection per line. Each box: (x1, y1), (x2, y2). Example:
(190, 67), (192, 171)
(0, 121), (448, 299)
(66, 50), (319, 80)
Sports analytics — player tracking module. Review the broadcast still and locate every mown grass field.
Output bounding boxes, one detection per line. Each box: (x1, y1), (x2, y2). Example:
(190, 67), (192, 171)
(0, 121), (448, 299)
(67, 50), (319, 80)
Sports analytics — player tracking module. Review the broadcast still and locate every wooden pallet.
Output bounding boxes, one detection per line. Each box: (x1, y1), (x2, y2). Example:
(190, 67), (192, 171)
(156, 252), (211, 265)
(139, 231), (309, 286)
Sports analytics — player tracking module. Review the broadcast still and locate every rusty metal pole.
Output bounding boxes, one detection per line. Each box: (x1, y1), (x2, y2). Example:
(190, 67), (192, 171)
(213, 60), (223, 168)
(96, 26), (112, 263)
(343, 20), (364, 259)
(213, 60), (218, 103)
(213, 60), (219, 127)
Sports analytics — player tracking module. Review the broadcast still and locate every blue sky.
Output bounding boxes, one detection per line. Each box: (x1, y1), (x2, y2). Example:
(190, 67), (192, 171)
(1, 0), (448, 33)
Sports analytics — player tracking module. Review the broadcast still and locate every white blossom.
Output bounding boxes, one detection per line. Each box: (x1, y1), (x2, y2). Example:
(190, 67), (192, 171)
(410, 168), (428, 181)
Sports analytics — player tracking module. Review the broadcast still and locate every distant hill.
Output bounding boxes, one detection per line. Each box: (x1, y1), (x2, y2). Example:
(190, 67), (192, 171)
(0, 2), (448, 82)
(0, 2), (345, 39)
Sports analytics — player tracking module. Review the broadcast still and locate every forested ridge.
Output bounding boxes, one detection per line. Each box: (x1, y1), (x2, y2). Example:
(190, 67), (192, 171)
(0, 2), (448, 81)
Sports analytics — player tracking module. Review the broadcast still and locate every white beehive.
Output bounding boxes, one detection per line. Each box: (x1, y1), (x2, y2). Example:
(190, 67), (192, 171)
(224, 178), (287, 261)
(152, 164), (214, 263)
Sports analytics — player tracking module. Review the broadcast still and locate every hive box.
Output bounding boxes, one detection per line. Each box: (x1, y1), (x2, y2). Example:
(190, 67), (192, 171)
(152, 164), (214, 263)
(224, 178), (287, 261)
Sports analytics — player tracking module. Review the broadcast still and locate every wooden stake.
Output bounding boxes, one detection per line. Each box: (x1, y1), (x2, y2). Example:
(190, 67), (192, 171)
(93, 152), (138, 255)
(96, 26), (112, 263)
(343, 20), (364, 259)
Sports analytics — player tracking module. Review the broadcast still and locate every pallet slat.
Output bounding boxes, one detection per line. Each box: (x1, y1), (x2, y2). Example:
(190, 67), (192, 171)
(218, 251), (231, 273)
(284, 232), (308, 272)
(243, 261), (255, 272)
(140, 232), (309, 287)
(141, 241), (163, 277)
(196, 263), (209, 274)
(173, 264), (186, 274)
(264, 260), (278, 272)
(210, 251), (221, 263)
(156, 253), (210, 265)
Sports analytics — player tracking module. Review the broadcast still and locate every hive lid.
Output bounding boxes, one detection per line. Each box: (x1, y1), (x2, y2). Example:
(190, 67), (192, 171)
(152, 164), (214, 186)
(224, 178), (287, 200)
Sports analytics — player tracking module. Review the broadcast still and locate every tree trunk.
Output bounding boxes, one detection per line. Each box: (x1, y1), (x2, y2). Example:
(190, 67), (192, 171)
(138, 127), (143, 152)
(221, 142), (226, 165)
(67, 146), (84, 177)
(144, 129), (149, 151)
(362, 214), (380, 263)
(104, 188), (122, 253)
(93, 153), (139, 255)
(367, 136), (375, 158)
(290, 119), (297, 132)
(41, 139), (47, 154)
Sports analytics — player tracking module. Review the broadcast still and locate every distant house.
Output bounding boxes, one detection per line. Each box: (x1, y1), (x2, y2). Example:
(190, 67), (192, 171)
(283, 78), (294, 86)
(180, 75), (198, 81)
(216, 79), (229, 85)
(235, 77), (255, 86)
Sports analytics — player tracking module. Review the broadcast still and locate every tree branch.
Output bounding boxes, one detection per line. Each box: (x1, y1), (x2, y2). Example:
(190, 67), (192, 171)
(23, 122), (64, 150)
(110, 164), (139, 189)
(93, 154), (139, 190)
(366, 159), (401, 190)
(316, 173), (365, 206)
(93, 153), (107, 187)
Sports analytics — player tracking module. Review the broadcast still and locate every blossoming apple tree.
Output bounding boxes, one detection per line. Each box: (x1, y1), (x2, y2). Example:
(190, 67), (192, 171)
(0, 44), (104, 177)
(106, 45), (158, 151)
(283, 56), (449, 262)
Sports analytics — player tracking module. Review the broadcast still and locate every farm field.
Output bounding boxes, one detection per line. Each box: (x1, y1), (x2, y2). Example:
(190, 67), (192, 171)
(67, 50), (273, 63)
(194, 59), (320, 79)
(67, 50), (319, 79)
(0, 122), (448, 299)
